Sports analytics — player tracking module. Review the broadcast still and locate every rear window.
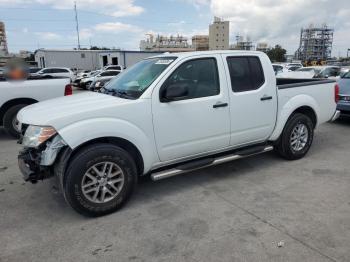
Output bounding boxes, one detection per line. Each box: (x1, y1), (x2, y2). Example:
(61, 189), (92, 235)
(100, 71), (120, 76)
(226, 56), (265, 92)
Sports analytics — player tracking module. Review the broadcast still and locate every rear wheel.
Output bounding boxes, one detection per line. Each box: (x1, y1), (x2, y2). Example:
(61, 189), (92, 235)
(64, 144), (137, 217)
(275, 113), (314, 160)
(3, 104), (27, 138)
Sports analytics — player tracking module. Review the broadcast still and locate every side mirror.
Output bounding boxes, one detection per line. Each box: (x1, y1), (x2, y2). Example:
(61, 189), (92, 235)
(161, 84), (189, 102)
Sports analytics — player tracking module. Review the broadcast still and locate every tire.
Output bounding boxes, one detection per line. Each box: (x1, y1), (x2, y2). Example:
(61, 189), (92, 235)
(83, 82), (91, 90)
(3, 104), (28, 138)
(64, 143), (137, 217)
(275, 113), (314, 160)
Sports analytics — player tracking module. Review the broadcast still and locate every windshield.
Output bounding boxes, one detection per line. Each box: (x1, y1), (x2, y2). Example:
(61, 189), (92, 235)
(342, 71), (350, 79)
(104, 57), (176, 99)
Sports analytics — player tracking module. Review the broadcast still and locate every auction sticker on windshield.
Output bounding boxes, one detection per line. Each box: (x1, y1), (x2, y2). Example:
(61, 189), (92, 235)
(155, 59), (174, 65)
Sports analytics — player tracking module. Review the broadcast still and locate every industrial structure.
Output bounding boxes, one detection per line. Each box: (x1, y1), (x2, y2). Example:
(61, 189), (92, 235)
(209, 17), (229, 50)
(256, 42), (270, 53)
(0, 21), (8, 56)
(295, 24), (334, 63)
(140, 34), (194, 52)
(192, 35), (209, 51)
(230, 35), (254, 51)
(35, 49), (162, 70)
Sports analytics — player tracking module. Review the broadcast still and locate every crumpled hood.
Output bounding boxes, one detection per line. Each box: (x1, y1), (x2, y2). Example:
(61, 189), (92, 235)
(17, 92), (133, 129)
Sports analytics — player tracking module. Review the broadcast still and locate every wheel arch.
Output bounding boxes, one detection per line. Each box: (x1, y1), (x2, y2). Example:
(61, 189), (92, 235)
(68, 137), (144, 175)
(0, 98), (38, 125)
(269, 94), (319, 141)
(56, 136), (145, 189)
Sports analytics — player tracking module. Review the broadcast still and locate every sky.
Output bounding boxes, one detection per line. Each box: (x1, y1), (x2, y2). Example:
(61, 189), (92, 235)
(0, 0), (349, 57)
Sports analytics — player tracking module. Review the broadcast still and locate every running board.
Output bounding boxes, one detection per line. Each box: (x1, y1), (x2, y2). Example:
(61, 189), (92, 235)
(151, 145), (274, 181)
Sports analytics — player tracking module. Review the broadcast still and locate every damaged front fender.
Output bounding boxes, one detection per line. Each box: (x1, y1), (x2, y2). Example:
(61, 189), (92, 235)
(40, 135), (68, 166)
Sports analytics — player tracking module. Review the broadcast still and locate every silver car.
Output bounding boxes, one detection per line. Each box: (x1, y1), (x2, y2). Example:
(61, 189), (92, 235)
(337, 71), (350, 115)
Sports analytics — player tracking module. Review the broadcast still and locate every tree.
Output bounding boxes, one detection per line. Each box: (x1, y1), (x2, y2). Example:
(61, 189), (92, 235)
(24, 54), (35, 62)
(266, 45), (287, 62)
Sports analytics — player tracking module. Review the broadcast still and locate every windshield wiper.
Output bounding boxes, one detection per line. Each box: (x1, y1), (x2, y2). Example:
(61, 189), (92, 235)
(114, 90), (136, 99)
(102, 88), (135, 99)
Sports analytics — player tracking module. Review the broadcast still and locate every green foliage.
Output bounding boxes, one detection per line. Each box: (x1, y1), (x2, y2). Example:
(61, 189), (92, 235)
(266, 45), (287, 62)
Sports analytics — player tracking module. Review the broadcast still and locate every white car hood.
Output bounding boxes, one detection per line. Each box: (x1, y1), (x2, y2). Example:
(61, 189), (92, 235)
(17, 92), (133, 129)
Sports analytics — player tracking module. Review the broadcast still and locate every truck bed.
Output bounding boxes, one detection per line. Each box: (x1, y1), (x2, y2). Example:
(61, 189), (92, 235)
(276, 78), (336, 130)
(277, 78), (336, 89)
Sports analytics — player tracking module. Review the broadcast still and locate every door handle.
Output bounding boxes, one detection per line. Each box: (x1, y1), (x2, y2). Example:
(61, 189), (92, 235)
(213, 102), (228, 108)
(260, 95), (273, 101)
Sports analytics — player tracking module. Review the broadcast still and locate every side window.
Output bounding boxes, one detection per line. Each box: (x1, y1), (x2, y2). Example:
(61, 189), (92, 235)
(42, 69), (52, 73)
(161, 58), (220, 101)
(51, 68), (68, 73)
(249, 57), (265, 88)
(227, 57), (265, 92)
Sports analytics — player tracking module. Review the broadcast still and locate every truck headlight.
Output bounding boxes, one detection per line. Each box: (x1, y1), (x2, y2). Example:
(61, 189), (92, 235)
(22, 126), (57, 148)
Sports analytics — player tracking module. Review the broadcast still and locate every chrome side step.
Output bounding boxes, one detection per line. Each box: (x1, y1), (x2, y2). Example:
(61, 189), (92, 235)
(151, 145), (274, 181)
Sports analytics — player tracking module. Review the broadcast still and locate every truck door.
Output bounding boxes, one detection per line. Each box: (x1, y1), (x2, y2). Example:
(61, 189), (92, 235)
(222, 55), (277, 146)
(152, 55), (231, 162)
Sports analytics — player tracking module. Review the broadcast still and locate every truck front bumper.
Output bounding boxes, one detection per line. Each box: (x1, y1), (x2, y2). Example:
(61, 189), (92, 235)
(18, 148), (52, 183)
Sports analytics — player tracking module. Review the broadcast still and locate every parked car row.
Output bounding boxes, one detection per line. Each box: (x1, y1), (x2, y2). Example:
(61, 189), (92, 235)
(78, 70), (120, 89)
(276, 65), (343, 79)
(73, 67), (122, 89)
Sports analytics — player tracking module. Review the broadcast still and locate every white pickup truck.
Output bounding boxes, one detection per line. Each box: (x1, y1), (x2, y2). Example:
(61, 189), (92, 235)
(17, 51), (340, 217)
(0, 77), (72, 137)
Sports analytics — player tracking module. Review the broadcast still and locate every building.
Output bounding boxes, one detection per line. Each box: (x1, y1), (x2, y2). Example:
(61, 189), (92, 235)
(140, 34), (194, 52)
(35, 49), (163, 70)
(230, 35), (254, 51)
(295, 24), (334, 63)
(192, 35), (209, 51)
(0, 21), (8, 56)
(209, 17), (229, 50)
(256, 42), (270, 53)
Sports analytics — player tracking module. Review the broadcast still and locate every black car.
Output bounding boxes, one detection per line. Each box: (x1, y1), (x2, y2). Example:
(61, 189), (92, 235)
(89, 77), (113, 92)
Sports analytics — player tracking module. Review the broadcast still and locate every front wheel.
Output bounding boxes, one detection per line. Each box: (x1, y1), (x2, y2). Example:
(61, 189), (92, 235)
(275, 113), (314, 160)
(64, 144), (137, 217)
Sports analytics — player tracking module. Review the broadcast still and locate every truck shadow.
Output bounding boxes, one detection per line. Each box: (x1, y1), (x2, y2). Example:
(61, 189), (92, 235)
(334, 116), (350, 126)
(39, 152), (279, 220)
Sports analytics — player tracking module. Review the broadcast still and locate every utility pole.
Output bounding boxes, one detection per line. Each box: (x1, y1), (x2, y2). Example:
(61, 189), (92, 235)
(74, 1), (81, 50)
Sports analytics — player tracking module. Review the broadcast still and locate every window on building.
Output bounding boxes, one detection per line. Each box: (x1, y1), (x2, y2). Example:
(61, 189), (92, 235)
(81, 53), (86, 58)
(226, 56), (265, 92)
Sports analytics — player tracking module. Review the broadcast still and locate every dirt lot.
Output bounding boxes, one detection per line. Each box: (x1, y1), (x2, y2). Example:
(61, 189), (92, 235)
(0, 119), (349, 262)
